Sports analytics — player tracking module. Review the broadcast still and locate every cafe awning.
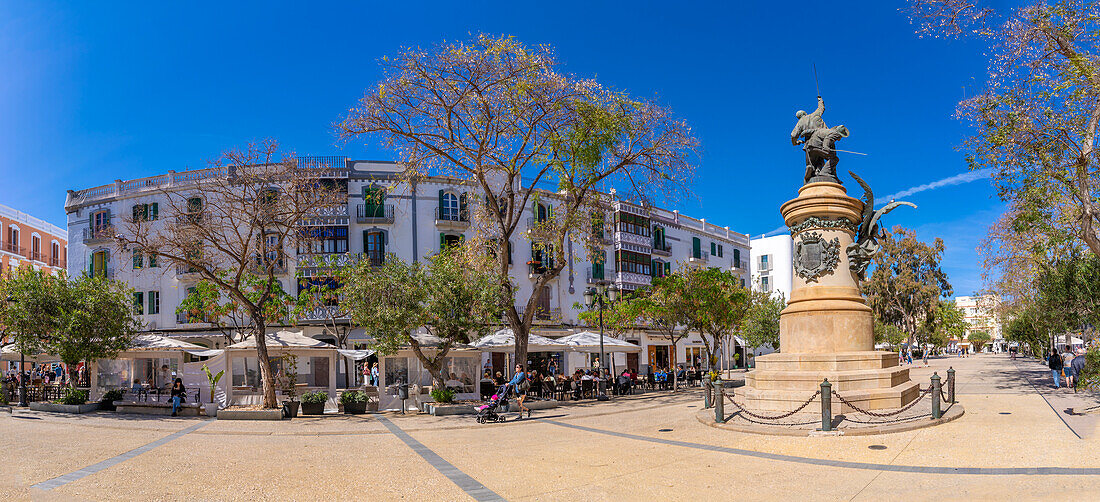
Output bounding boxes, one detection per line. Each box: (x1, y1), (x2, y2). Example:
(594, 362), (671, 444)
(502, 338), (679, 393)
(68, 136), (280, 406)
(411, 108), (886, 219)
(470, 328), (568, 352)
(555, 331), (641, 353)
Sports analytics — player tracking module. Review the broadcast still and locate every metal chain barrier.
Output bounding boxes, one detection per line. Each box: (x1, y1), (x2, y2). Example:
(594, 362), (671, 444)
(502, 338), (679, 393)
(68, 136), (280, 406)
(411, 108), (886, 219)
(724, 390), (821, 421)
(831, 386), (933, 419)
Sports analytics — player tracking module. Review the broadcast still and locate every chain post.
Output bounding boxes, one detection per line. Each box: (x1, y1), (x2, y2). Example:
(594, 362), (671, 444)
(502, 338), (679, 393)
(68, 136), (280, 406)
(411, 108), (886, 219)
(931, 372), (942, 420)
(820, 378), (832, 431)
(714, 380), (725, 423)
(704, 377), (713, 409)
(947, 366), (956, 404)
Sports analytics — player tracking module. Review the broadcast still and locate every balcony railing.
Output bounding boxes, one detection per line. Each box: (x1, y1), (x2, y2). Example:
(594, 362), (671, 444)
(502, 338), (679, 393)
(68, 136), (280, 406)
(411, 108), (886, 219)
(298, 305), (350, 322)
(436, 208), (470, 227)
(733, 260), (747, 270)
(586, 266), (608, 284)
(29, 251), (47, 263)
(49, 257), (67, 268)
(758, 261), (771, 272)
(2, 242), (26, 256)
(652, 242), (672, 256)
(176, 265), (203, 280)
(689, 251), (710, 264)
(82, 227), (114, 244)
(356, 204), (395, 224)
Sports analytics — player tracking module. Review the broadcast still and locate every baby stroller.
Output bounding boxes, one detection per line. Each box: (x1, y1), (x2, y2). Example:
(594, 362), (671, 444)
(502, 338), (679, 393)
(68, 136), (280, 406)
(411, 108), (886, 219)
(475, 385), (512, 424)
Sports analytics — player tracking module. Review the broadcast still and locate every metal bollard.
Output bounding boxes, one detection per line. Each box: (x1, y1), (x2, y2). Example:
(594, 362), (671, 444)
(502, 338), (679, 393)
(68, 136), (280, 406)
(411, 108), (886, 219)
(931, 372), (942, 420)
(947, 366), (956, 404)
(820, 378), (832, 432)
(703, 378), (713, 409)
(714, 380), (725, 423)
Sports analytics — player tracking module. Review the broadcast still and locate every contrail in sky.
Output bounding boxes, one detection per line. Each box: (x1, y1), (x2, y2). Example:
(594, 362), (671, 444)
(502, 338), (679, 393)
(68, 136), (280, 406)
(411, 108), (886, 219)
(754, 168), (994, 238)
(880, 168), (994, 203)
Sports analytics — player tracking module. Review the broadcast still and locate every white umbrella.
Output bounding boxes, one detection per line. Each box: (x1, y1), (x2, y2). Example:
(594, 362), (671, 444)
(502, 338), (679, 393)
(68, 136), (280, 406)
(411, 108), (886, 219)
(470, 328), (569, 352)
(226, 330), (335, 349)
(128, 334), (208, 351)
(0, 344), (59, 363)
(556, 331), (641, 353)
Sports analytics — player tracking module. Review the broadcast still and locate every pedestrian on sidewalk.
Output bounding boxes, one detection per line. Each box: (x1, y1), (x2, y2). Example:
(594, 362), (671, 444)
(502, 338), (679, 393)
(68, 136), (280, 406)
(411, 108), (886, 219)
(1071, 350), (1087, 392)
(1048, 349), (1064, 389)
(170, 377), (186, 416)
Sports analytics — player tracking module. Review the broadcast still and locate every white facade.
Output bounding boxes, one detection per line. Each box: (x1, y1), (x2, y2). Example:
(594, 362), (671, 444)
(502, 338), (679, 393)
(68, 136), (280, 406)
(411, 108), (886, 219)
(954, 295), (1003, 349)
(750, 234), (793, 300)
(64, 157), (752, 373)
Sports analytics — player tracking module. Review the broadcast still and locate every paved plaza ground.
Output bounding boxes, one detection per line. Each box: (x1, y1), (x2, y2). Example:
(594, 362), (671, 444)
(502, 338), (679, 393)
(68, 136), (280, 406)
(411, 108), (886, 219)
(3, 354), (1100, 500)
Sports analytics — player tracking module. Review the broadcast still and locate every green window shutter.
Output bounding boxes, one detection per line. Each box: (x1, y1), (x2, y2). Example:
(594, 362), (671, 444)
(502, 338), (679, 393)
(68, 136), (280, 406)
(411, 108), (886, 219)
(363, 230), (371, 254)
(711, 242), (716, 255)
(650, 259), (657, 277)
(148, 254), (157, 268)
(718, 244), (723, 257)
(459, 192), (468, 218)
(440, 232), (446, 249)
(692, 237), (701, 258)
(438, 189), (444, 214)
(149, 203), (159, 220)
(148, 291), (154, 314)
(733, 248), (741, 264)
(133, 292), (144, 315)
(132, 205), (141, 221)
(665, 262), (671, 275)
(88, 257), (93, 277)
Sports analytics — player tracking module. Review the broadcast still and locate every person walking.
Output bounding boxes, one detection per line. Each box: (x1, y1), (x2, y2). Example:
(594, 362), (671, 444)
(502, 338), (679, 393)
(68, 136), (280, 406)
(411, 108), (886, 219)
(170, 377), (186, 416)
(370, 363), (379, 387)
(1048, 349), (1064, 389)
(1071, 350), (1087, 392)
(505, 364), (530, 419)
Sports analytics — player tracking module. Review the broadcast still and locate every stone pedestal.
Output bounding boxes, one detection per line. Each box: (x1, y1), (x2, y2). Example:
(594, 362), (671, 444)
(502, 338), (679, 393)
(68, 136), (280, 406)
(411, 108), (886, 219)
(738, 182), (918, 413)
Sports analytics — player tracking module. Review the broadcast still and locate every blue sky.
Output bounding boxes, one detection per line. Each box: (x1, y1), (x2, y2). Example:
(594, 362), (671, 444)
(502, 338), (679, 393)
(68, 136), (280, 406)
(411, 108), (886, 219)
(0, 1), (1000, 296)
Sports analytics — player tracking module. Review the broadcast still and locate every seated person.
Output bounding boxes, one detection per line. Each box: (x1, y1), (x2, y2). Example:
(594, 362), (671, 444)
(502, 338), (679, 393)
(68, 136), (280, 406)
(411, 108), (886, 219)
(130, 379), (147, 400)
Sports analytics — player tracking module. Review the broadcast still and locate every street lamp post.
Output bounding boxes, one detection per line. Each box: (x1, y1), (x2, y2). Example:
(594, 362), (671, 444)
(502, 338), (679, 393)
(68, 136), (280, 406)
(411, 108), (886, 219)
(584, 283), (619, 402)
(19, 351), (27, 407)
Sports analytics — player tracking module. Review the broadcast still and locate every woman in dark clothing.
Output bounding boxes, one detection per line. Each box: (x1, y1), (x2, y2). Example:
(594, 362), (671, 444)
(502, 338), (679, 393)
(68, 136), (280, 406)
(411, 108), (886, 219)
(170, 377), (186, 416)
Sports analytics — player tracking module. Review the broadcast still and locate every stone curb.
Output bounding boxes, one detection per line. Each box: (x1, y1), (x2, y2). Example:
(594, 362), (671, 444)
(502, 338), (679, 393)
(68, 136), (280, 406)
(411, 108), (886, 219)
(695, 403), (965, 436)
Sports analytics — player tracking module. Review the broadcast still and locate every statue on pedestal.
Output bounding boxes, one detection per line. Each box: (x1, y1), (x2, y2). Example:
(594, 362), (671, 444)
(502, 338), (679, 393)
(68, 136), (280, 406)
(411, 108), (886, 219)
(791, 96), (849, 185)
(847, 171), (917, 280)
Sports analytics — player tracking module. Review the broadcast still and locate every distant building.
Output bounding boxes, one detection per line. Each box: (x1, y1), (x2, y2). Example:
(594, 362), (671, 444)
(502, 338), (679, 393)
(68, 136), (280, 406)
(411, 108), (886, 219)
(750, 234), (793, 299)
(0, 202), (67, 359)
(748, 234), (792, 357)
(954, 295), (1004, 352)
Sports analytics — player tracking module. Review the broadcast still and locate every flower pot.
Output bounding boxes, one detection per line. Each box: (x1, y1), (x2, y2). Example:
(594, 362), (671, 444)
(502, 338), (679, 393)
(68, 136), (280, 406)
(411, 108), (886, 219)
(344, 401), (367, 414)
(203, 402), (219, 417)
(282, 401), (300, 419)
(301, 402), (325, 415)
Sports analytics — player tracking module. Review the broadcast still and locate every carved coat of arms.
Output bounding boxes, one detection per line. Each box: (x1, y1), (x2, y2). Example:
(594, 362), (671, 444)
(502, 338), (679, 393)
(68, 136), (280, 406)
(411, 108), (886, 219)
(794, 231), (840, 282)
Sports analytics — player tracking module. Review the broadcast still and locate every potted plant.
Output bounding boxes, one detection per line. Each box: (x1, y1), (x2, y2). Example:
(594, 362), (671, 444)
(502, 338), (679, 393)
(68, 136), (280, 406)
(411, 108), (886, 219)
(99, 389), (125, 411)
(429, 387), (455, 404)
(201, 364), (224, 417)
(301, 390), (328, 415)
(279, 354), (300, 419)
(340, 389), (369, 414)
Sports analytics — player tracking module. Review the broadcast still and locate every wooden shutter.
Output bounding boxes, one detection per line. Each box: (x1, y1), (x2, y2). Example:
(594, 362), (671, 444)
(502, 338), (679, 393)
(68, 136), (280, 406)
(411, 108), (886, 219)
(664, 262), (671, 275)
(711, 242), (716, 256)
(733, 248), (740, 265)
(692, 237), (701, 258)
(459, 192), (468, 219)
(149, 203), (159, 220)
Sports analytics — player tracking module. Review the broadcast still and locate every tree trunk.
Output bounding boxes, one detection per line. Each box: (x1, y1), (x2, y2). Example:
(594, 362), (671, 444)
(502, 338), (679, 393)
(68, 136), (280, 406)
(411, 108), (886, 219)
(67, 363), (79, 391)
(252, 319), (278, 409)
(671, 339), (679, 391)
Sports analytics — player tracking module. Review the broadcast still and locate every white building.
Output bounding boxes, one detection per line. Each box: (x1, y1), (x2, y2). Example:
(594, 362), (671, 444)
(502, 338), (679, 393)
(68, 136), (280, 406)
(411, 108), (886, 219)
(750, 234), (793, 299)
(64, 157), (752, 379)
(954, 295), (1004, 352)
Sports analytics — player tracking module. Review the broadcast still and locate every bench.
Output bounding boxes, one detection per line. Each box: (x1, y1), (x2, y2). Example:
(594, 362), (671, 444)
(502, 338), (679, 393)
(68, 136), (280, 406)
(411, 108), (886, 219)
(114, 400), (201, 416)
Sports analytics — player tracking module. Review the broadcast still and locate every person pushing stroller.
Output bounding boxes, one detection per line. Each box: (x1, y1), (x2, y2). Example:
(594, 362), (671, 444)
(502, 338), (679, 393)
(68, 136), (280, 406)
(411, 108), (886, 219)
(503, 364), (531, 419)
(475, 364), (530, 423)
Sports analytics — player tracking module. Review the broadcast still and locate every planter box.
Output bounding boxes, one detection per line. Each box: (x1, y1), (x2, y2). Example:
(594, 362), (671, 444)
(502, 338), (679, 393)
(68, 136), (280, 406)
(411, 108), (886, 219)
(343, 402), (367, 414)
(30, 402), (100, 414)
(217, 408), (284, 420)
(426, 403), (476, 416)
(301, 402), (325, 415)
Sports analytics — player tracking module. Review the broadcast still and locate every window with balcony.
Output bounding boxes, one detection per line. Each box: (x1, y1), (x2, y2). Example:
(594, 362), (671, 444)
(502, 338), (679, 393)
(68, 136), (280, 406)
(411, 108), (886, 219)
(760, 254), (770, 271)
(692, 237), (701, 259)
(761, 276), (770, 292)
(530, 243), (554, 273)
(91, 210), (110, 232)
(487, 238), (512, 265)
(364, 230), (386, 266)
(536, 203), (550, 223)
(31, 235), (41, 261)
(591, 250), (606, 280)
(132, 250), (143, 269)
(652, 226), (668, 250)
(438, 190), (466, 221)
(616, 212), (650, 237)
(733, 248), (741, 267)
(6, 226), (19, 254)
(616, 250), (651, 276)
(592, 211), (606, 239)
(51, 242), (60, 266)
(363, 185), (386, 218)
(300, 227), (348, 254)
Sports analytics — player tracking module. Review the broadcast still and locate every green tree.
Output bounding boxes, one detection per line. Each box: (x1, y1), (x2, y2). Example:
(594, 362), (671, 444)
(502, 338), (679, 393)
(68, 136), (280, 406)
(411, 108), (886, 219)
(338, 34), (697, 369)
(874, 319), (907, 349)
(0, 268), (64, 361)
(968, 330), (992, 352)
(51, 275), (141, 389)
(926, 299), (968, 354)
(177, 275), (295, 347)
(741, 290), (785, 354)
(343, 247), (505, 388)
(629, 274), (691, 390)
(679, 268), (749, 370)
(863, 227), (953, 346)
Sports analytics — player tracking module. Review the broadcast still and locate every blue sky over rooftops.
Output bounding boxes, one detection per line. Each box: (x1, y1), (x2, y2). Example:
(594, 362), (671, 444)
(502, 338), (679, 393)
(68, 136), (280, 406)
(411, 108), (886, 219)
(0, 1), (1001, 296)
